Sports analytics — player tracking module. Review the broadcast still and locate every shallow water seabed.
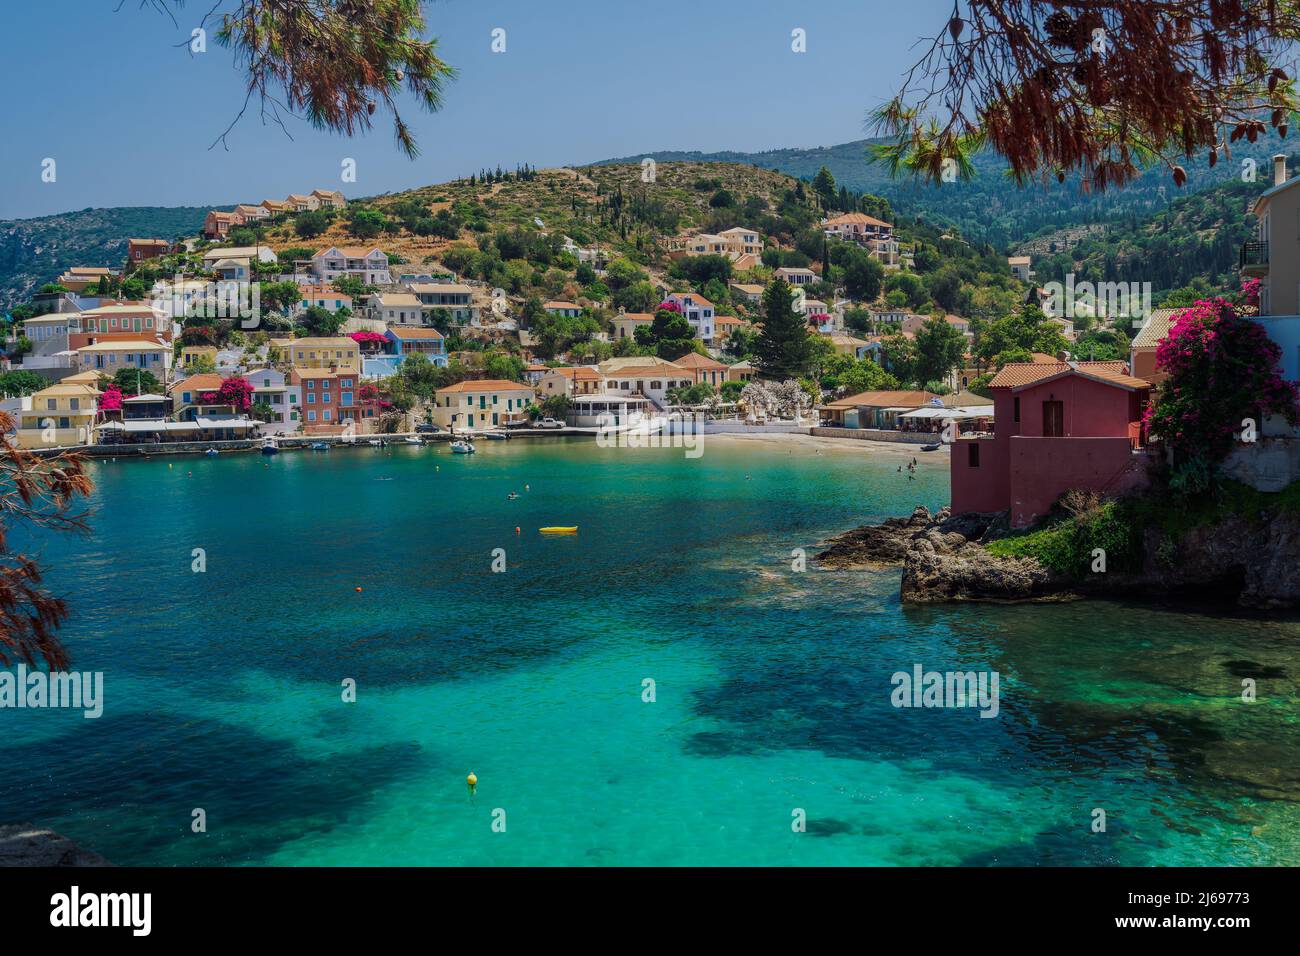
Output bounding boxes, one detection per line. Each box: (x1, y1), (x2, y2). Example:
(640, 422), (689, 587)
(1, 438), (1296, 865)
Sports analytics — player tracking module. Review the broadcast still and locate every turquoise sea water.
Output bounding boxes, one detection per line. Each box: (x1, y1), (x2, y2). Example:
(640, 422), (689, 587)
(3, 436), (1299, 866)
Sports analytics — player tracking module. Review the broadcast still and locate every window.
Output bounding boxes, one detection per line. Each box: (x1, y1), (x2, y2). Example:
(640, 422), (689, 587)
(322, 393), (330, 404)
(46, 399), (56, 411)
(307, 393), (316, 404)
(1013, 397), (1020, 423)
(323, 410), (332, 421)
(968, 443), (980, 467)
(307, 410), (316, 422)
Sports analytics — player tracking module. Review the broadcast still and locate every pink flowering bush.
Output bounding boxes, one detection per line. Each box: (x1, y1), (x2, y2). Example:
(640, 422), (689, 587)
(198, 376), (254, 412)
(1146, 292), (1298, 489)
(656, 299), (681, 312)
(97, 385), (123, 411)
(349, 331), (387, 349)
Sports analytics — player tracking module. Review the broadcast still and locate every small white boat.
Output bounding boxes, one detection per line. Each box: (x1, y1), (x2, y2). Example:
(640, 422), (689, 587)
(450, 440), (475, 454)
(259, 438), (280, 456)
(367, 438), (385, 446)
(204, 448), (219, 457)
(403, 436), (423, 445)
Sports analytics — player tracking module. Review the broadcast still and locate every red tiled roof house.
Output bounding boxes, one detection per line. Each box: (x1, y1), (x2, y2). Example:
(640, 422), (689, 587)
(950, 361), (1153, 528)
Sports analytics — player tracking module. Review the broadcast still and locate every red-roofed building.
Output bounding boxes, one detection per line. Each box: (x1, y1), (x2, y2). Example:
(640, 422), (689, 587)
(951, 361), (1153, 527)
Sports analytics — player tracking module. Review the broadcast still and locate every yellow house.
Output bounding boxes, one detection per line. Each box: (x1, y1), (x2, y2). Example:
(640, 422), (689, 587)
(285, 337), (361, 373)
(432, 379), (535, 430)
(180, 345), (218, 370)
(17, 383), (100, 448)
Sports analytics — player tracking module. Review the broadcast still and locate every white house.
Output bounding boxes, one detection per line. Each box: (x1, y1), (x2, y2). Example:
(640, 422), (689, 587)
(663, 292), (715, 344)
(306, 247), (392, 286)
(367, 292), (424, 325)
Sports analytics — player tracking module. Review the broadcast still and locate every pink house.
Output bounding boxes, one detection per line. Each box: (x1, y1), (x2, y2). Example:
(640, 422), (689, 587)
(950, 361), (1152, 528)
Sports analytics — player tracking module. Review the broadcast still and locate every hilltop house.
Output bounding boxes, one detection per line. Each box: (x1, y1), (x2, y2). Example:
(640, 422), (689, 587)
(1008, 256), (1033, 282)
(311, 189), (347, 209)
(950, 361), (1152, 528)
(668, 227), (763, 268)
(537, 366), (602, 398)
(203, 210), (238, 239)
(305, 247), (392, 286)
(126, 238), (169, 265)
(821, 213), (899, 267)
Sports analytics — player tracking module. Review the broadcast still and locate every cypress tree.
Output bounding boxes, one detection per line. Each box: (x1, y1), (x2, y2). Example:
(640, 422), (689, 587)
(755, 279), (813, 379)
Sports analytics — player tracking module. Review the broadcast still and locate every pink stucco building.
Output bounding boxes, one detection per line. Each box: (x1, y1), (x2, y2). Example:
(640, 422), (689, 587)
(950, 361), (1153, 528)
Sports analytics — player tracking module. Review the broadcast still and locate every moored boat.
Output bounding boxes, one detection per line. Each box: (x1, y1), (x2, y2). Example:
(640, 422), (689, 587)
(260, 438), (280, 456)
(310, 441), (330, 451)
(539, 526), (578, 534)
(450, 440), (475, 454)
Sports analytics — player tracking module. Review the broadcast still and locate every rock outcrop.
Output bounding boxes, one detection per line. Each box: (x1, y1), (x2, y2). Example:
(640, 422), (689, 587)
(0, 824), (111, 866)
(819, 506), (1076, 602)
(820, 502), (1300, 608)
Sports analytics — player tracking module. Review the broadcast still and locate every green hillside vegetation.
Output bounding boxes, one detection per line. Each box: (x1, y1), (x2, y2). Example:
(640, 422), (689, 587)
(0, 206), (214, 309)
(596, 137), (1290, 250)
(1024, 178), (1262, 305)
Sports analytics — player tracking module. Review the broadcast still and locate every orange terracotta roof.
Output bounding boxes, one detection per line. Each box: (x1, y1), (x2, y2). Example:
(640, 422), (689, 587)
(668, 292), (714, 307)
(545, 366), (601, 381)
(823, 212), (892, 228)
(170, 373), (224, 393)
(988, 361), (1149, 391)
(603, 362), (692, 379)
(437, 379), (533, 393)
(669, 352), (727, 370)
(823, 390), (937, 409)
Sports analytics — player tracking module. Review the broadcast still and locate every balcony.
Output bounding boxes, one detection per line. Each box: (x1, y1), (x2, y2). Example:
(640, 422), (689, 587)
(1241, 240), (1269, 275)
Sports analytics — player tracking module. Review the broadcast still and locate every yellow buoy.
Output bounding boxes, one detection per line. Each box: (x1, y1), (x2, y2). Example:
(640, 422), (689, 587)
(467, 772), (477, 786)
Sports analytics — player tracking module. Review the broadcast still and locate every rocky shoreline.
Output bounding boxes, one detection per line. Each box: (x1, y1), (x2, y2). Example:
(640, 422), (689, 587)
(0, 824), (111, 866)
(818, 502), (1300, 609)
(817, 505), (1086, 603)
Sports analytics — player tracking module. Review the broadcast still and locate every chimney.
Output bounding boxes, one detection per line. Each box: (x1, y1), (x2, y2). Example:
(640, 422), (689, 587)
(1275, 154), (1288, 186)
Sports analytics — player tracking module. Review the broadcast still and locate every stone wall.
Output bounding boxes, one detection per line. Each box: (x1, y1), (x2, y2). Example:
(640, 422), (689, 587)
(809, 427), (940, 445)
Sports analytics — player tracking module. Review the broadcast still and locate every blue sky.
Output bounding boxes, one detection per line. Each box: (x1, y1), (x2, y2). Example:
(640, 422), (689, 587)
(0, 0), (951, 219)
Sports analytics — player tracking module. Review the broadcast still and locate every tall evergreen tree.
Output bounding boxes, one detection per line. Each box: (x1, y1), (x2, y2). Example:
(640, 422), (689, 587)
(755, 279), (813, 380)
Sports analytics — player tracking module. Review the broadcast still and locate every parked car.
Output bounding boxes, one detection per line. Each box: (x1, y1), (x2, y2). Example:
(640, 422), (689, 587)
(415, 422), (441, 433)
(534, 417), (564, 429)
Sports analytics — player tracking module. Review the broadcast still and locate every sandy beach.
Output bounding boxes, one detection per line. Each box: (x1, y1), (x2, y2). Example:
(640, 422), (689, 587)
(704, 430), (951, 462)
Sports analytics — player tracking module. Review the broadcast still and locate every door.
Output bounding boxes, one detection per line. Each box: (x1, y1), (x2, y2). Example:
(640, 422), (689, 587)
(1042, 400), (1064, 437)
